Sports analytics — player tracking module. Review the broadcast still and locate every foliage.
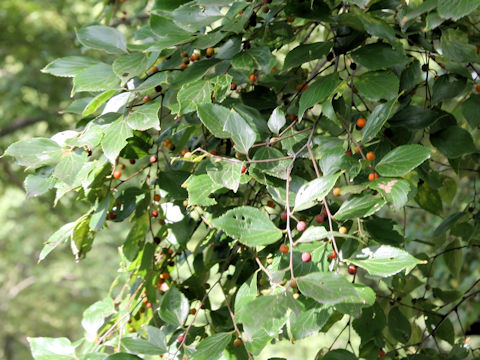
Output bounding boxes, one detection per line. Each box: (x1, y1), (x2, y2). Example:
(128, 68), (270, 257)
(3, 0), (480, 359)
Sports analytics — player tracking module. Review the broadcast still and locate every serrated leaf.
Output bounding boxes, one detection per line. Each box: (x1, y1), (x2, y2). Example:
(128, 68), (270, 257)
(433, 212), (464, 237)
(438, 0), (480, 20)
(250, 147), (290, 180)
(159, 287), (189, 326)
(368, 178), (412, 208)
(28, 337), (75, 360)
(351, 43), (408, 70)
(4, 138), (63, 168)
(41, 56), (100, 77)
(54, 149), (88, 185)
(362, 98), (397, 142)
(283, 41), (332, 69)
(206, 160), (243, 192)
(197, 103), (231, 138)
(376, 145), (431, 177)
(184, 174), (222, 206)
(71, 214), (95, 260)
(322, 349), (357, 360)
(224, 109), (256, 154)
(462, 94), (480, 127)
(113, 52), (149, 81)
(73, 63), (120, 93)
(104, 354), (141, 360)
(177, 80), (213, 115)
(102, 117), (133, 164)
(193, 333), (232, 360)
(388, 307), (411, 343)
(76, 25), (127, 54)
(297, 226), (328, 243)
(296, 272), (360, 304)
(267, 107), (286, 135)
(333, 195), (385, 220)
(82, 298), (115, 339)
(150, 14), (197, 50)
(122, 337), (166, 355)
(126, 101), (161, 131)
(443, 239), (463, 277)
(38, 222), (76, 262)
(289, 306), (332, 340)
(83, 90), (117, 116)
(210, 206), (282, 246)
(430, 126), (476, 159)
(348, 245), (422, 277)
(24, 168), (55, 197)
(89, 194), (111, 231)
(355, 70), (399, 102)
(298, 73), (340, 119)
(294, 172), (342, 211)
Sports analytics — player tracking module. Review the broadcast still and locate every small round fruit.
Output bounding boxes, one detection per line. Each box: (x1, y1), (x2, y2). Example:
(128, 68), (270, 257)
(177, 335), (185, 343)
(287, 114), (298, 122)
(194, 53), (201, 61)
(183, 199), (188, 207)
(108, 211), (117, 220)
(154, 194), (161, 202)
(421, 63), (429, 72)
(151, 210), (159, 218)
(280, 244), (289, 254)
(150, 65), (159, 74)
(267, 200), (275, 208)
(348, 265), (357, 275)
(182, 57), (190, 64)
(149, 155), (158, 163)
(190, 55), (196, 62)
(233, 338), (243, 348)
(350, 62), (357, 70)
(206, 47), (215, 57)
(129, 158), (136, 164)
(315, 215), (324, 223)
(296, 221), (307, 232)
(326, 52), (334, 61)
(280, 212), (288, 221)
(189, 308), (196, 315)
(368, 172), (379, 181)
(354, 145), (361, 154)
(163, 139), (172, 147)
(301, 252), (311, 262)
(161, 272), (170, 280)
(345, 150), (353, 156)
(113, 170), (122, 179)
(366, 151), (376, 161)
(339, 226), (348, 234)
(118, 163), (126, 170)
(146, 302), (152, 308)
(230, 83), (237, 90)
(241, 166), (247, 174)
(356, 117), (366, 128)
(155, 85), (162, 93)
(378, 349), (386, 357)
(476, 84), (480, 93)
(333, 187), (341, 196)
(287, 16), (295, 23)
(249, 74), (258, 82)
(179, 63), (188, 70)
(181, 51), (188, 57)
(154, 236), (161, 245)
(328, 251), (337, 259)
(142, 96), (151, 103)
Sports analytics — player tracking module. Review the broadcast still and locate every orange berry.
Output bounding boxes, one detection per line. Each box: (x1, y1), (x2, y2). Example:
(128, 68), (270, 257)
(296, 84), (308, 92)
(163, 139), (172, 147)
(142, 96), (151, 103)
(206, 47), (215, 57)
(194, 53), (201, 61)
(154, 194), (161, 202)
(160, 272), (170, 280)
(179, 63), (188, 70)
(356, 117), (366, 128)
(209, 150), (217, 155)
(287, 16), (295, 23)
(189, 308), (197, 315)
(280, 244), (289, 254)
(249, 74), (258, 82)
(354, 145), (361, 154)
(339, 226), (348, 234)
(476, 85), (480, 93)
(118, 163), (125, 170)
(267, 200), (275, 208)
(366, 151), (376, 161)
(270, 68), (276, 73)
(113, 170), (122, 179)
(332, 187), (341, 196)
(368, 172), (379, 181)
(181, 149), (189, 156)
(150, 65), (159, 74)
(328, 251), (337, 259)
(233, 338), (243, 347)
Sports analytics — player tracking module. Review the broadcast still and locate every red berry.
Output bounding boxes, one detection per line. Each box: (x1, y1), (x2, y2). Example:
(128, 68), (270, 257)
(177, 335), (184, 343)
(267, 200), (275, 208)
(241, 166), (247, 174)
(151, 210), (159, 218)
(328, 251), (337, 259)
(345, 150), (353, 156)
(149, 155), (158, 163)
(348, 265), (357, 275)
(301, 252), (311, 262)
(231, 83), (237, 90)
(146, 302), (152, 308)
(129, 159), (136, 164)
(378, 349), (386, 357)
(280, 212), (288, 221)
(315, 215), (324, 223)
(154, 237), (161, 245)
(296, 221), (307, 232)
(279, 244), (289, 254)
(113, 170), (122, 179)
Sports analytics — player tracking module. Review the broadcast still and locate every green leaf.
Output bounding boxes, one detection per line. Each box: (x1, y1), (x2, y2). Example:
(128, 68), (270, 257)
(443, 239), (463, 277)
(28, 337), (75, 360)
(234, 274), (257, 314)
(193, 333), (232, 360)
(268, 107), (286, 135)
(71, 214), (95, 260)
(24, 169), (55, 198)
(170, 59), (221, 89)
(362, 98), (397, 142)
(438, 0), (480, 20)
(368, 178), (412, 208)
(197, 103), (231, 139)
(224, 109), (256, 154)
(73, 63), (120, 93)
(298, 73), (340, 119)
(433, 212), (464, 237)
(113, 52), (149, 82)
(104, 354), (141, 360)
(462, 94), (480, 127)
(89, 194), (111, 231)
(210, 206), (282, 246)
(4, 138), (62, 168)
(176, 80), (213, 115)
(283, 41), (332, 69)
(83, 90), (117, 116)
(122, 337), (166, 355)
(123, 213), (149, 261)
(400, 59), (421, 93)
(364, 218), (403, 246)
(297, 226), (328, 243)
(39, 222), (76, 262)
(388, 307), (411, 343)
(389, 106), (445, 129)
(206, 160), (243, 192)
(355, 70), (399, 102)
(432, 74), (467, 103)
(102, 117), (133, 164)
(289, 306), (331, 340)
(250, 147), (290, 180)
(348, 245), (423, 277)
(352, 302), (386, 342)
(158, 287), (189, 326)
(41, 56), (100, 77)
(184, 174), (222, 206)
(415, 182), (443, 215)
(76, 25), (127, 54)
(376, 144), (431, 177)
(441, 29), (480, 63)
(322, 349), (358, 360)
(430, 126), (476, 159)
(150, 14), (196, 49)
(355, 10), (395, 43)
(81, 298), (115, 339)
(216, 37), (242, 59)
(333, 195), (385, 220)
(54, 149), (88, 185)
(126, 102), (161, 131)
(294, 172), (342, 211)
(296, 272), (360, 304)
(351, 43), (408, 70)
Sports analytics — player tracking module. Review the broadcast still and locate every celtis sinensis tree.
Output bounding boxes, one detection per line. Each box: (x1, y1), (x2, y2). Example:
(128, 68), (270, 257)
(3, 0), (480, 359)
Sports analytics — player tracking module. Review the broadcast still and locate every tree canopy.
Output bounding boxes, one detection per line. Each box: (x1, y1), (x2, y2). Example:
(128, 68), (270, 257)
(3, 0), (480, 359)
